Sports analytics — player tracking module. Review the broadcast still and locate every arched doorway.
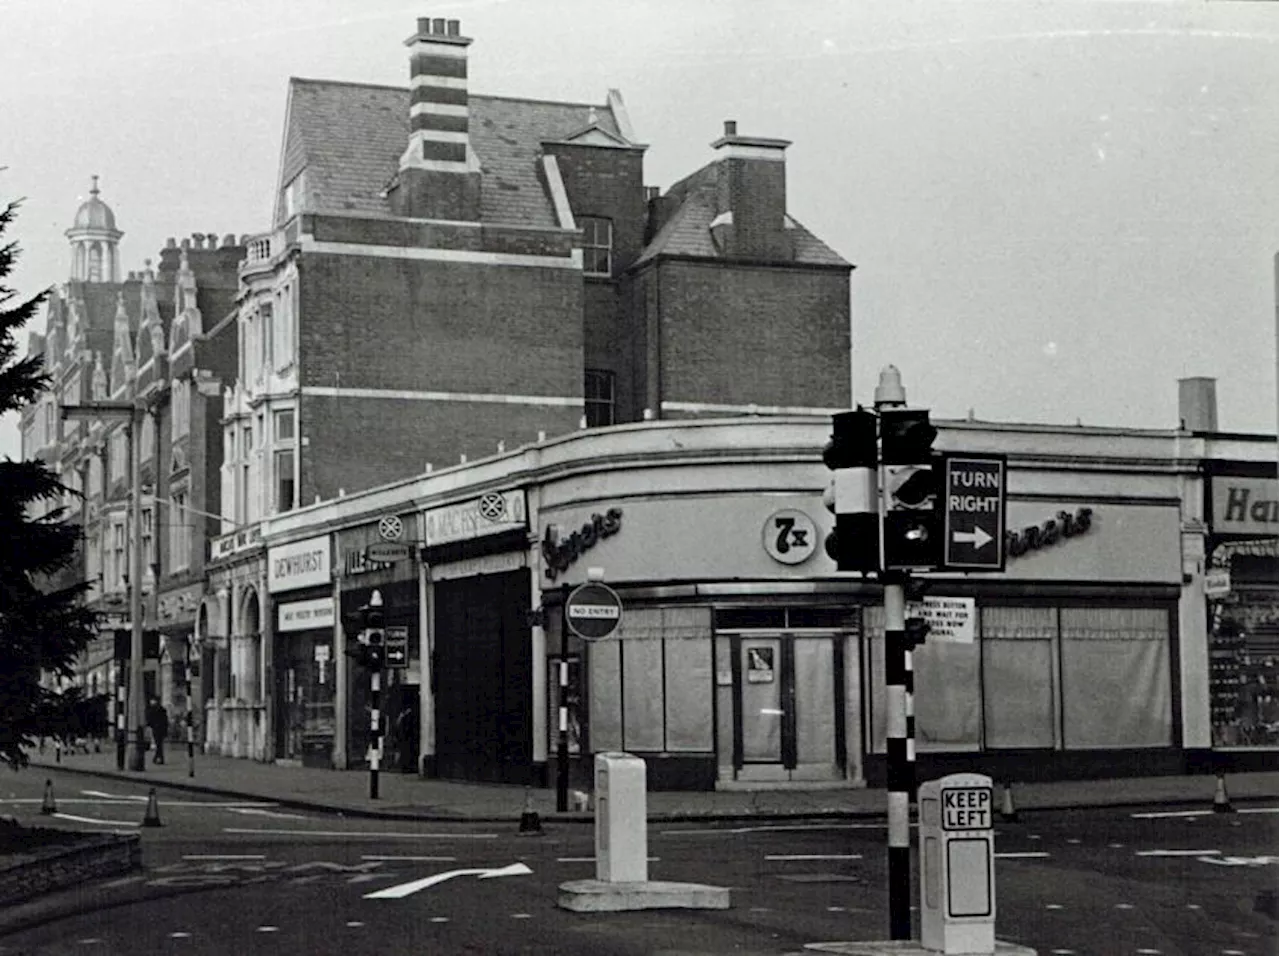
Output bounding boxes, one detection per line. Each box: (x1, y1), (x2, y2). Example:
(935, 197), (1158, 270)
(237, 588), (262, 702)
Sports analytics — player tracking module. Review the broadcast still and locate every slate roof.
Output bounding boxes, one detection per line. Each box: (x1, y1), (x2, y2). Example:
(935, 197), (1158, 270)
(279, 79), (623, 229)
(633, 162), (850, 270)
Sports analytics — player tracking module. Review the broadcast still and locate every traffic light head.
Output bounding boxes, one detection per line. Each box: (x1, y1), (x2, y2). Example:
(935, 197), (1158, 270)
(365, 627), (384, 670)
(879, 408), (936, 466)
(823, 408), (880, 573)
(823, 409), (878, 470)
(879, 408), (941, 571)
(905, 616), (930, 647)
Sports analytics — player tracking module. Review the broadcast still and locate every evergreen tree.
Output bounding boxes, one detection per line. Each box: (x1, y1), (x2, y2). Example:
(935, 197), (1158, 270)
(0, 198), (98, 770)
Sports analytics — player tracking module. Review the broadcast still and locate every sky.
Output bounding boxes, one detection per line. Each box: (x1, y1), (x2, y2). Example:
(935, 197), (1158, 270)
(0, 0), (1276, 463)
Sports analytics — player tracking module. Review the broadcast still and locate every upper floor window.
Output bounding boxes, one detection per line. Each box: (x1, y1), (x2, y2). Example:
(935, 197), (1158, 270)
(273, 408), (296, 514)
(171, 379), (190, 440)
(260, 302), (273, 373)
(584, 369), (616, 428)
(142, 507), (155, 571)
(282, 172), (306, 221)
(110, 430), (126, 481)
(580, 216), (613, 276)
(170, 488), (190, 571)
(140, 414), (155, 461)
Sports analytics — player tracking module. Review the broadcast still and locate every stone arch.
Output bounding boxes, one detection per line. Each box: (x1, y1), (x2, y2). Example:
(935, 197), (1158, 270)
(235, 586), (263, 702)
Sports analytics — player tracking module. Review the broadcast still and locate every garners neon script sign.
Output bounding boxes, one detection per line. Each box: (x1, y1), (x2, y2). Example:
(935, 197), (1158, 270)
(542, 508), (623, 580)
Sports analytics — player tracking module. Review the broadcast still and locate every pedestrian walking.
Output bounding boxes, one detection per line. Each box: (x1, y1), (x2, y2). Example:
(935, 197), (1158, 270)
(146, 698), (169, 764)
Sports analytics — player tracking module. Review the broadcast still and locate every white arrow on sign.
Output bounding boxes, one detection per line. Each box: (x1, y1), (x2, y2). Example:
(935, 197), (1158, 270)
(951, 527), (993, 550)
(363, 861), (532, 899)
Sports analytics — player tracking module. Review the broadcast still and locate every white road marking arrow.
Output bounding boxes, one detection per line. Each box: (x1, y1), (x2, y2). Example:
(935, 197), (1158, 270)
(363, 862), (532, 899)
(951, 527), (993, 549)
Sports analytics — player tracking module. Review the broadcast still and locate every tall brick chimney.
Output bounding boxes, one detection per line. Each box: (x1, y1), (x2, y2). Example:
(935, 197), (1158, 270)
(708, 119), (793, 261)
(395, 16), (481, 220)
(1178, 376), (1219, 432)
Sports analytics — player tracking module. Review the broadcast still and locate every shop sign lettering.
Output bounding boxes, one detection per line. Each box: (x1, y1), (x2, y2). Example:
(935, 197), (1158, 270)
(542, 508), (623, 580)
(267, 536), (331, 593)
(344, 548), (394, 577)
(1006, 507), (1092, 560)
(1210, 476), (1279, 537)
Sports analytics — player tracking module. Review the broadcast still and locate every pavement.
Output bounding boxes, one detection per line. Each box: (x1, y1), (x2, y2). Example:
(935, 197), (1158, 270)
(22, 745), (1278, 823)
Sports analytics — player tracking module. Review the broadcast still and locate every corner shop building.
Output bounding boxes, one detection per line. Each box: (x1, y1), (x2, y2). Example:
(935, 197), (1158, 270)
(257, 415), (1276, 789)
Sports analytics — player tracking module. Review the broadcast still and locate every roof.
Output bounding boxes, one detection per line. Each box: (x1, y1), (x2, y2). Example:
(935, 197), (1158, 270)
(279, 79), (624, 229)
(633, 161), (850, 269)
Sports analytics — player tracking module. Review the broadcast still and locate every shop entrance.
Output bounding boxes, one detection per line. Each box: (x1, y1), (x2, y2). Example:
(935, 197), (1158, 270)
(432, 570), (533, 784)
(731, 632), (844, 782)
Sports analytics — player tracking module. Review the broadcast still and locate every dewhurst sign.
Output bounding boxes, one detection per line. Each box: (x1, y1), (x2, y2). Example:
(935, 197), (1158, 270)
(268, 536), (331, 593)
(1210, 476), (1279, 537)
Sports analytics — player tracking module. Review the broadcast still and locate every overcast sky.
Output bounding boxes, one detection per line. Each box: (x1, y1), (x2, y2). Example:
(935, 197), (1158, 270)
(1, 0), (1275, 463)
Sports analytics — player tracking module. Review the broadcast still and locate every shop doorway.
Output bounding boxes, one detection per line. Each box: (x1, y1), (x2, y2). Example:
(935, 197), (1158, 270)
(730, 632), (844, 782)
(432, 570), (532, 784)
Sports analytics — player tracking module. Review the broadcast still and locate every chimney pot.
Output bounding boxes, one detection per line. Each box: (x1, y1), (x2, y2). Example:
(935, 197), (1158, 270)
(724, 120), (737, 136)
(165, 237), (177, 249)
(180, 239), (191, 250)
(192, 233), (205, 249)
(222, 233), (236, 247)
(432, 17), (446, 33)
(417, 17), (431, 33)
(447, 19), (460, 35)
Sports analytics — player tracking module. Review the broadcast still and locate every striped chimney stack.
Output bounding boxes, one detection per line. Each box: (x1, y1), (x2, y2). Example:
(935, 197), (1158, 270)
(396, 16), (482, 220)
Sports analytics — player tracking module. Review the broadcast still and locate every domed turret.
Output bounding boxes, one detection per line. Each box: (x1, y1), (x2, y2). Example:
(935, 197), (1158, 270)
(66, 175), (123, 283)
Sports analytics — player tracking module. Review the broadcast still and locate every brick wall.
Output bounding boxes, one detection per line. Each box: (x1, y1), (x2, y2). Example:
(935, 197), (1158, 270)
(300, 395), (581, 505)
(296, 250), (584, 502)
(652, 259), (850, 412)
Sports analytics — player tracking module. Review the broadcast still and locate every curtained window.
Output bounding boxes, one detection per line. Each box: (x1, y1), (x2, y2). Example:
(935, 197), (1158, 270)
(1060, 607), (1171, 748)
(864, 606), (981, 753)
(981, 607), (1057, 748)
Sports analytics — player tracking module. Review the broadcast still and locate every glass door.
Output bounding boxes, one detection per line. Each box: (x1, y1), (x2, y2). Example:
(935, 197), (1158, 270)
(739, 637), (783, 763)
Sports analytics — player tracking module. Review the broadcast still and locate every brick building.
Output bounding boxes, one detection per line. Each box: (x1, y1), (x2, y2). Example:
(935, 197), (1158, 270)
(20, 178), (245, 736)
(209, 16), (853, 762)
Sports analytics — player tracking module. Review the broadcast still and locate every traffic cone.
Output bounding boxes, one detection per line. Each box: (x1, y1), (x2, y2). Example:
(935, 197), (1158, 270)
(40, 779), (57, 815)
(999, 781), (1019, 823)
(142, 787), (163, 827)
(1212, 773), (1235, 814)
(518, 786), (542, 835)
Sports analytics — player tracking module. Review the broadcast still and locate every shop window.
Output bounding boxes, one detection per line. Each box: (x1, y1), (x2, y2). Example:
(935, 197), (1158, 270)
(1210, 583), (1279, 749)
(582, 607), (713, 755)
(1059, 607), (1171, 749)
(863, 605), (981, 753)
(981, 606), (1057, 749)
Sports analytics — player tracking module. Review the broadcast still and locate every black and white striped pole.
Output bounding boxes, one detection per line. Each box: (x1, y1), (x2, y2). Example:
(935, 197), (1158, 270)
(556, 582), (571, 813)
(875, 365), (913, 942)
(114, 668), (127, 771)
(365, 590), (386, 801)
(185, 638), (195, 778)
(882, 572), (912, 940)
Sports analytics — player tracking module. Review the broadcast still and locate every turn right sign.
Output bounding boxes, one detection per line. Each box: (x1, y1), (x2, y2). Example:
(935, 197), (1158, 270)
(941, 455), (1007, 571)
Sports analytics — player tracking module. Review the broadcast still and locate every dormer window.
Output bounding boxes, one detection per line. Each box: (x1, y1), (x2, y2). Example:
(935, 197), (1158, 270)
(580, 216), (613, 276)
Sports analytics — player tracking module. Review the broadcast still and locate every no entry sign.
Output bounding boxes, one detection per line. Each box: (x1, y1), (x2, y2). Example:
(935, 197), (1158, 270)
(564, 582), (623, 640)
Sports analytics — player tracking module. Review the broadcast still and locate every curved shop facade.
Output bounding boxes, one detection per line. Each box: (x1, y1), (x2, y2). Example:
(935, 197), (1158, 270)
(256, 417), (1271, 787)
(534, 420), (1191, 790)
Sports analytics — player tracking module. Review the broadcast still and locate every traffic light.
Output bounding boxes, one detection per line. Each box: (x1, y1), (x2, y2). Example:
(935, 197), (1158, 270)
(345, 592), (387, 670)
(822, 408), (880, 573)
(880, 408), (940, 570)
(905, 616), (931, 647)
(362, 595), (385, 670)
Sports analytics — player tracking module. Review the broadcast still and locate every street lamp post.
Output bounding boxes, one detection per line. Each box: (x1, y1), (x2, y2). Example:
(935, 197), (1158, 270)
(63, 400), (148, 772)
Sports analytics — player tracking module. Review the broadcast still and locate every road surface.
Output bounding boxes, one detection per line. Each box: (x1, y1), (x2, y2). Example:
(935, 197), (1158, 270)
(0, 768), (1274, 955)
